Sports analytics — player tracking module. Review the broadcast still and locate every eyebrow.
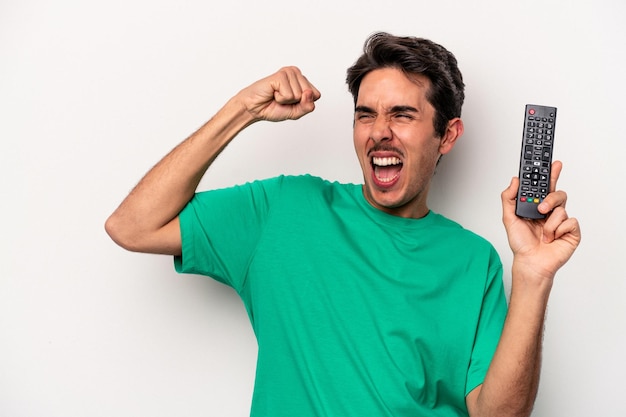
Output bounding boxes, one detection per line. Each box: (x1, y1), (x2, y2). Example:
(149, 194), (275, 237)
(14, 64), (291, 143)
(354, 105), (419, 114)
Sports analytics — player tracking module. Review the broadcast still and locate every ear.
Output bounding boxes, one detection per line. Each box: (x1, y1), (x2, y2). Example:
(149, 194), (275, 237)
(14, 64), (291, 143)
(439, 118), (464, 155)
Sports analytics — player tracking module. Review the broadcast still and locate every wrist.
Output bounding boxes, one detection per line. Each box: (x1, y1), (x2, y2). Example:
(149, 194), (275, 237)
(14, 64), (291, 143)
(223, 95), (259, 128)
(510, 260), (554, 306)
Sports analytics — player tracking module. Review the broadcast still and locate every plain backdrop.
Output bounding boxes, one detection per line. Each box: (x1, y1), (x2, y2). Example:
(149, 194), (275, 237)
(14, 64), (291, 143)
(1, 0), (624, 416)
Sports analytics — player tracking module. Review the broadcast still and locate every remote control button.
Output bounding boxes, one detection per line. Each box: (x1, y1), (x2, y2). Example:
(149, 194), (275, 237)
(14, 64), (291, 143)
(518, 105), (556, 218)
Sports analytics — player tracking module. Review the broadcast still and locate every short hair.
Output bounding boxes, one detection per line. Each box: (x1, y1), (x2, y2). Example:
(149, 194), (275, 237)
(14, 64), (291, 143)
(346, 32), (465, 138)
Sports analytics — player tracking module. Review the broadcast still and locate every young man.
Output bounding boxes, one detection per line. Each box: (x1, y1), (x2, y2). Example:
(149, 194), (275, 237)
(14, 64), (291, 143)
(105, 33), (580, 416)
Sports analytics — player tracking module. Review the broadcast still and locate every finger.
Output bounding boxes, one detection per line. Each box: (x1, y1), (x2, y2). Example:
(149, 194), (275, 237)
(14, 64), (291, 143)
(307, 81), (322, 102)
(544, 211), (581, 248)
(501, 176), (518, 203)
(273, 66), (319, 105)
(537, 161), (566, 214)
(549, 160), (563, 192)
(300, 89), (318, 112)
(554, 216), (581, 245)
(501, 176), (519, 223)
(554, 217), (580, 241)
(541, 206), (568, 243)
(271, 67), (302, 104)
(288, 68), (321, 103)
(285, 89), (318, 120)
(538, 189), (567, 215)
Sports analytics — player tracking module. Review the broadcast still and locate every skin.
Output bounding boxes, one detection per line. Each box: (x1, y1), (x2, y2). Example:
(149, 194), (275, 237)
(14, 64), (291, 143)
(105, 66), (320, 255)
(467, 162), (581, 417)
(105, 65), (581, 417)
(352, 67), (463, 219)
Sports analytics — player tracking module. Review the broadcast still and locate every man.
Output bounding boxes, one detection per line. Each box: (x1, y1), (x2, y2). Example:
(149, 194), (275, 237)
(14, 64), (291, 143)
(105, 32), (580, 416)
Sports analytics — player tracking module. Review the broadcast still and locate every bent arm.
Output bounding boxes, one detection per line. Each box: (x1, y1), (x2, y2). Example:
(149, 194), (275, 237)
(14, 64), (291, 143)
(467, 162), (581, 417)
(105, 67), (320, 255)
(466, 267), (551, 417)
(105, 97), (255, 255)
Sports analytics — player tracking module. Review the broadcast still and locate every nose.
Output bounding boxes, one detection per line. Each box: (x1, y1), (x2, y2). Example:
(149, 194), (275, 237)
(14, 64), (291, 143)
(370, 115), (392, 143)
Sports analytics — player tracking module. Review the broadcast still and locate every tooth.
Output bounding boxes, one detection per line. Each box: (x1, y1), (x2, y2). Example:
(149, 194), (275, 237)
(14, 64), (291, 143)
(373, 157), (401, 166)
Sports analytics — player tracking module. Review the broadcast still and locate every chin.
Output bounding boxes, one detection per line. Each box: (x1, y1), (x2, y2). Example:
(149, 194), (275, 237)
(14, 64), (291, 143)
(363, 182), (427, 218)
(364, 185), (403, 209)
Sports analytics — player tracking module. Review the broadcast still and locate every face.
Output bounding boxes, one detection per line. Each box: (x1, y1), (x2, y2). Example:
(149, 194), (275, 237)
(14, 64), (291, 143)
(353, 67), (463, 218)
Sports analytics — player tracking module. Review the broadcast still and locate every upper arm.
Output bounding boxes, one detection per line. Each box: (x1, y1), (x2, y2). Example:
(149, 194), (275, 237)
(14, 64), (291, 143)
(148, 216), (182, 256)
(105, 214), (182, 256)
(466, 384), (482, 417)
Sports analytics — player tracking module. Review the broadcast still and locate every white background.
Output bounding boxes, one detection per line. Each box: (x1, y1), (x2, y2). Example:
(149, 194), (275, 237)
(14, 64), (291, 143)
(1, 0), (624, 416)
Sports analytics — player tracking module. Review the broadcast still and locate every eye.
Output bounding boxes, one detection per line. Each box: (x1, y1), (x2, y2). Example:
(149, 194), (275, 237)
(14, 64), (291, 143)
(356, 113), (375, 123)
(394, 113), (414, 120)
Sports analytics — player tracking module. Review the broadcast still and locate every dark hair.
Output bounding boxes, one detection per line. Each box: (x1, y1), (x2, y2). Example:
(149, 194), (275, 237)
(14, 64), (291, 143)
(346, 32), (465, 138)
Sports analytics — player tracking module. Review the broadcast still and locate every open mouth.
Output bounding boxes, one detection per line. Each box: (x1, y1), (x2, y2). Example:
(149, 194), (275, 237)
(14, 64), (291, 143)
(372, 156), (402, 184)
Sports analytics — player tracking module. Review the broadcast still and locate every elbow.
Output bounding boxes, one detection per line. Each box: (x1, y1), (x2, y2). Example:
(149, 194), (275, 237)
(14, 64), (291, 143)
(468, 386), (536, 417)
(105, 212), (181, 255)
(477, 403), (535, 417)
(470, 407), (534, 417)
(104, 213), (140, 252)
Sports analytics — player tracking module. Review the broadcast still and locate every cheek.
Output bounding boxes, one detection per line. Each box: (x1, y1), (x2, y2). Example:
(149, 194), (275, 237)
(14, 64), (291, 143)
(353, 130), (370, 158)
(353, 123), (368, 141)
(402, 139), (441, 172)
(420, 146), (443, 176)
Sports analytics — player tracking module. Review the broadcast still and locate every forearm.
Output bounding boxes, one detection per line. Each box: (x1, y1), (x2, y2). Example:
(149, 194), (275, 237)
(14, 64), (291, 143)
(106, 67), (320, 254)
(105, 96), (255, 253)
(470, 264), (553, 417)
(476, 165), (581, 416)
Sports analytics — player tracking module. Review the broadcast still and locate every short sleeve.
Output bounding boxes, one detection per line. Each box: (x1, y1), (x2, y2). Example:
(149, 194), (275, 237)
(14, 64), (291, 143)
(174, 177), (284, 292)
(465, 248), (508, 395)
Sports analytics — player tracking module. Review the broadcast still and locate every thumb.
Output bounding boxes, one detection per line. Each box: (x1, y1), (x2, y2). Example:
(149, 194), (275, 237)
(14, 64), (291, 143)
(501, 176), (518, 222)
(301, 89), (318, 111)
(290, 89), (319, 119)
(502, 176), (518, 202)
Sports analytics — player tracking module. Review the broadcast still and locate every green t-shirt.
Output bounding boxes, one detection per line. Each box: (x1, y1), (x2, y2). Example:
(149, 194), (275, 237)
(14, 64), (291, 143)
(175, 175), (507, 417)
